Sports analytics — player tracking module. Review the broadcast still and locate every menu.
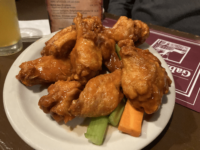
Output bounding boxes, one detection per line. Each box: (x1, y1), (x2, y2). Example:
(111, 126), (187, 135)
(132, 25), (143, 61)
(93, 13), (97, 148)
(46, 0), (102, 32)
(146, 29), (200, 112)
(102, 18), (200, 112)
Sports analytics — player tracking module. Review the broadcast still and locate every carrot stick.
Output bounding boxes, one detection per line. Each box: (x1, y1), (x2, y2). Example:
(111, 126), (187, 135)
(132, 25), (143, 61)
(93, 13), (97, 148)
(118, 100), (144, 137)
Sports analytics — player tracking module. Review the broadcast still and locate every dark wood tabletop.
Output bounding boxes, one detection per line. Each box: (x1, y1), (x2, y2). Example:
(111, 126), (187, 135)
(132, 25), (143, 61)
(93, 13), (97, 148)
(0, 0), (199, 149)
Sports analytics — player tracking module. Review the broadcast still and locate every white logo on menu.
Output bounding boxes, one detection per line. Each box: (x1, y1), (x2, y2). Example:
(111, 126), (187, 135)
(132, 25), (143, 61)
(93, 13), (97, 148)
(151, 39), (191, 64)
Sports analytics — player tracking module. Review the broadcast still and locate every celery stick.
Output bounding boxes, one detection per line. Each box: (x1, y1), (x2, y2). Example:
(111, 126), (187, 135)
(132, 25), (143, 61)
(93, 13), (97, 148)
(109, 44), (125, 126)
(85, 116), (108, 145)
(115, 44), (121, 60)
(108, 99), (125, 127)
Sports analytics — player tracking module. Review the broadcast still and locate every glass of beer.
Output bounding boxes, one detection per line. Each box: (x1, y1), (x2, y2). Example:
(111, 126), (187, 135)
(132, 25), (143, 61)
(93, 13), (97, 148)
(0, 0), (23, 56)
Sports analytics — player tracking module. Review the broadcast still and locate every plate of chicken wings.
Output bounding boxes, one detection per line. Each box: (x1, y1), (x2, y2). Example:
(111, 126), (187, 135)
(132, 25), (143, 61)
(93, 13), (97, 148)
(3, 13), (175, 150)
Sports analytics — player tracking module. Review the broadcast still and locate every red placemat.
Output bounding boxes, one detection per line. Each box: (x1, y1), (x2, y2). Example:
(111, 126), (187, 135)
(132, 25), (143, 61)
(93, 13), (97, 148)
(146, 29), (200, 112)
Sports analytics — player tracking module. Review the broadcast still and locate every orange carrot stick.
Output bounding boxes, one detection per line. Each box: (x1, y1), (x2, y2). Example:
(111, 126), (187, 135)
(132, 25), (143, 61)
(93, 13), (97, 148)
(118, 100), (144, 137)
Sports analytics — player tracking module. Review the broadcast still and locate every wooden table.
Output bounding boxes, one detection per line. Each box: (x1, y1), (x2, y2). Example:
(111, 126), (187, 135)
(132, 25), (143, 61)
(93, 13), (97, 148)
(0, 0), (199, 149)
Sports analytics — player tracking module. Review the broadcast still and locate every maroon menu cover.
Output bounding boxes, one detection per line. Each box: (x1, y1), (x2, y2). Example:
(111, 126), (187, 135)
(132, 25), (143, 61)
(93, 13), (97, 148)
(146, 29), (200, 112)
(102, 18), (200, 112)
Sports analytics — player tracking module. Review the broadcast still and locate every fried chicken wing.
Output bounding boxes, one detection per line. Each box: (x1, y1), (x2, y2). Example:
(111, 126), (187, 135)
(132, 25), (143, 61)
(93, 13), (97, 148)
(120, 45), (171, 114)
(70, 13), (103, 84)
(16, 55), (71, 86)
(69, 69), (124, 117)
(41, 25), (76, 58)
(103, 16), (149, 45)
(38, 81), (83, 123)
(97, 33), (122, 72)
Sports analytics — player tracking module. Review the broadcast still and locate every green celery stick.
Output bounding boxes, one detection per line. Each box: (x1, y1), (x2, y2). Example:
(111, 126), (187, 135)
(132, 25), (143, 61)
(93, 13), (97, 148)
(85, 116), (108, 145)
(110, 46), (125, 126)
(115, 44), (121, 60)
(108, 99), (125, 127)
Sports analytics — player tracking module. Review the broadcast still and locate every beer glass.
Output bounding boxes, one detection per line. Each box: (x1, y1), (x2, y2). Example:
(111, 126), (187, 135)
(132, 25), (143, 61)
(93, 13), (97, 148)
(0, 0), (23, 56)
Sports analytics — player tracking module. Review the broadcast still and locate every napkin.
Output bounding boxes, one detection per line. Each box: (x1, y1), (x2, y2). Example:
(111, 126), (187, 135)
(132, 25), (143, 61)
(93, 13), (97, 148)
(19, 20), (51, 42)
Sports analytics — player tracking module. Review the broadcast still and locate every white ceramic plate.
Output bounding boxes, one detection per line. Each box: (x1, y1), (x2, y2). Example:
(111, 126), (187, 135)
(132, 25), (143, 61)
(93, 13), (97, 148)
(3, 33), (175, 150)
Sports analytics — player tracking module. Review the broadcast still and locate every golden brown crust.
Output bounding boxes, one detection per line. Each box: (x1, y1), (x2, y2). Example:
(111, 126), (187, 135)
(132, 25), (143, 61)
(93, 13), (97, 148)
(38, 80), (83, 123)
(41, 25), (77, 58)
(69, 12), (103, 85)
(69, 69), (123, 117)
(120, 46), (171, 114)
(16, 56), (71, 86)
(102, 16), (149, 45)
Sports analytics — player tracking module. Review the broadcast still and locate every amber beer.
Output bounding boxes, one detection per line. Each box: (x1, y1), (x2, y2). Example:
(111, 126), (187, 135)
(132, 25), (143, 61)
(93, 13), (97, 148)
(0, 0), (22, 56)
(46, 0), (103, 32)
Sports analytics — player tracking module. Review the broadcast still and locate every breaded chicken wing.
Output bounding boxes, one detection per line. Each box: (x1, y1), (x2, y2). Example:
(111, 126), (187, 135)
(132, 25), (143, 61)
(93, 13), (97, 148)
(97, 33), (122, 72)
(70, 13), (103, 84)
(120, 45), (171, 114)
(103, 16), (149, 46)
(41, 25), (76, 58)
(38, 81), (83, 123)
(69, 69), (124, 117)
(16, 55), (71, 86)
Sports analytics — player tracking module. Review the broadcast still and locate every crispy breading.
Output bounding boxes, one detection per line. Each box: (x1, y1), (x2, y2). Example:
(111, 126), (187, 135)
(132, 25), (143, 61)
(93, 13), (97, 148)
(38, 80), (83, 123)
(120, 46), (171, 114)
(41, 25), (76, 58)
(69, 69), (123, 117)
(103, 16), (149, 46)
(16, 55), (71, 86)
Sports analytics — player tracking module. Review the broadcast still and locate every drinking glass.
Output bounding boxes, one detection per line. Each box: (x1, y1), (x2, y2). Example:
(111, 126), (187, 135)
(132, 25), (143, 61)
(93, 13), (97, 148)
(0, 0), (23, 56)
